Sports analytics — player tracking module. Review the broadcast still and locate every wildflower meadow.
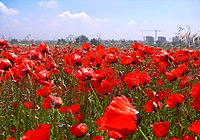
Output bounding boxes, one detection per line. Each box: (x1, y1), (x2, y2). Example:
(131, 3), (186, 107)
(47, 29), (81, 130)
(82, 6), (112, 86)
(0, 40), (200, 140)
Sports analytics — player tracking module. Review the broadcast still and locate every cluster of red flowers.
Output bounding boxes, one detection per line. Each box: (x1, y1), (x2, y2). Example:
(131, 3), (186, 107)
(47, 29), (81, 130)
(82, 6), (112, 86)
(22, 124), (51, 140)
(1, 40), (200, 139)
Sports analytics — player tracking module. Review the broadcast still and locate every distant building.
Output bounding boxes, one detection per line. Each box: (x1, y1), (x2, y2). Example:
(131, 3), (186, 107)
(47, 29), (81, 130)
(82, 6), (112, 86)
(144, 36), (154, 45)
(172, 36), (180, 44)
(158, 36), (166, 43)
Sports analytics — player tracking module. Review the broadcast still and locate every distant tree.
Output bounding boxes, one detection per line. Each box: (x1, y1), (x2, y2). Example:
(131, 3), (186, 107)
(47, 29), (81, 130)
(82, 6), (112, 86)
(10, 39), (19, 45)
(127, 40), (134, 44)
(120, 39), (126, 44)
(57, 38), (66, 45)
(90, 38), (100, 46)
(75, 35), (89, 44)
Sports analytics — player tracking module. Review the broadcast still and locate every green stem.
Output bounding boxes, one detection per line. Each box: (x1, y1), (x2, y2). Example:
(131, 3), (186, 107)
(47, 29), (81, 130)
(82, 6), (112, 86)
(138, 127), (148, 140)
(157, 110), (160, 122)
(89, 84), (104, 113)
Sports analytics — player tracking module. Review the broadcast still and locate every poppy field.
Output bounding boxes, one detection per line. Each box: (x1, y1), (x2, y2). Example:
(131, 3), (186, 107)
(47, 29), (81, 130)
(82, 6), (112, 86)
(1, 39), (200, 140)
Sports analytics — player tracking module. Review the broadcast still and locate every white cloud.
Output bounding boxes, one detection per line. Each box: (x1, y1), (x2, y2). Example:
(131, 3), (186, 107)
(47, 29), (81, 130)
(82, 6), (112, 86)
(57, 11), (108, 26)
(38, 0), (57, 8)
(57, 11), (90, 20)
(129, 19), (137, 25)
(0, 2), (18, 15)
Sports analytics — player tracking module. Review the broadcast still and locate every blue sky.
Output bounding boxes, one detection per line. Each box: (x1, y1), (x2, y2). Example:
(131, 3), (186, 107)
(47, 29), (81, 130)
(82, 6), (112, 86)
(0, 0), (199, 40)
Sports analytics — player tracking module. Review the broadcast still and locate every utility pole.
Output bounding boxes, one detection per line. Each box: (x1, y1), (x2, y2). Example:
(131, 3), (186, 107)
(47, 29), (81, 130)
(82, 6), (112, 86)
(141, 29), (161, 43)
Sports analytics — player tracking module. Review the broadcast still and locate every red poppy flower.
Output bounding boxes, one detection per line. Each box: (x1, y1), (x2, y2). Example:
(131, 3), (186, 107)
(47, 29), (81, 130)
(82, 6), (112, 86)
(22, 124), (51, 140)
(93, 56), (103, 67)
(82, 51), (96, 66)
(120, 54), (138, 66)
(138, 72), (151, 87)
(0, 58), (12, 71)
(168, 137), (180, 140)
(109, 47), (119, 54)
(13, 101), (23, 109)
(64, 53), (82, 66)
(165, 93), (184, 108)
(37, 70), (51, 81)
(92, 79), (113, 95)
(190, 120), (200, 134)
(173, 63), (189, 78)
(104, 53), (118, 64)
(158, 67), (166, 74)
(96, 95), (141, 137)
(43, 95), (62, 109)
(68, 104), (81, 114)
(157, 90), (170, 101)
(153, 121), (170, 137)
(10, 127), (16, 136)
(108, 131), (125, 140)
(59, 106), (68, 114)
(145, 99), (162, 113)
(182, 135), (196, 140)
(47, 57), (59, 69)
(158, 78), (164, 85)
(70, 123), (87, 137)
(32, 42), (36, 46)
(36, 43), (49, 53)
(124, 71), (140, 90)
(63, 66), (72, 74)
(12, 102), (17, 109)
(7, 138), (15, 140)
(92, 136), (104, 140)
(82, 43), (91, 50)
(74, 113), (85, 121)
(52, 69), (60, 76)
(131, 42), (144, 50)
(146, 89), (156, 98)
(24, 101), (35, 109)
(179, 75), (190, 89)
(35, 78), (53, 87)
(14, 58), (34, 77)
(36, 86), (52, 97)
(43, 96), (53, 109)
(91, 69), (107, 81)
(165, 72), (177, 82)
(191, 82), (200, 99)
(154, 50), (168, 62)
(2, 51), (18, 63)
(105, 67), (115, 79)
(192, 99), (200, 111)
(27, 49), (39, 60)
(124, 70), (151, 90)
(53, 96), (63, 108)
(95, 45), (106, 56)
(75, 67), (94, 82)
(0, 39), (8, 46)
(33, 69), (54, 86)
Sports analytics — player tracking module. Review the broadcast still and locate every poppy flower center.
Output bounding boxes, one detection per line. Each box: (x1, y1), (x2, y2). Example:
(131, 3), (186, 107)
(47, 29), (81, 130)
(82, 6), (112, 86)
(136, 113), (142, 126)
